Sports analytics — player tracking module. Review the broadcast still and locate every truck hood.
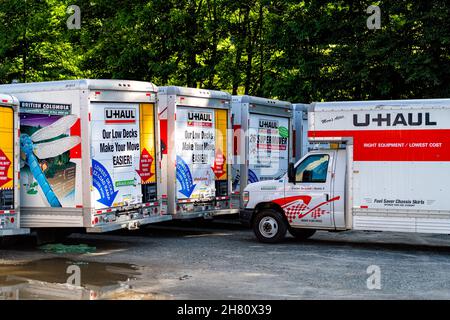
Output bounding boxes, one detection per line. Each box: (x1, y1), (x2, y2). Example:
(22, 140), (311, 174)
(243, 179), (286, 209)
(244, 178), (285, 193)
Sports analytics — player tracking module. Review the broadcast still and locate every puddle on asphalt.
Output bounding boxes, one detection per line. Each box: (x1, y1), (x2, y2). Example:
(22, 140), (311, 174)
(0, 258), (163, 300)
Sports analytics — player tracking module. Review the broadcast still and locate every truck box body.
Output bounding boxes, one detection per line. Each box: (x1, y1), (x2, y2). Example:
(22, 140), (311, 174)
(231, 96), (293, 209)
(308, 99), (450, 234)
(158, 86), (238, 218)
(0, 80), (170, 232)
(0, 94), (29, 236)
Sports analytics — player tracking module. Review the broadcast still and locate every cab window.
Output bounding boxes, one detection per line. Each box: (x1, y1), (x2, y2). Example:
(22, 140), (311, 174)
(295, 154), (329, 183)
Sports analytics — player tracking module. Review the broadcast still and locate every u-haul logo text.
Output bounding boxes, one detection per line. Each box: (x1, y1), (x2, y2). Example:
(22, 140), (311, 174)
(187, 112), (213, 127)
(105, 108), (136, 124)
(353, 112), (437, 127)
(259, 119), (278, 129)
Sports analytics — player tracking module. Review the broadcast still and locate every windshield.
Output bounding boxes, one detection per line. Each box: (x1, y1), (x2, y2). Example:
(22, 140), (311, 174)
(275, 170), (287, 180)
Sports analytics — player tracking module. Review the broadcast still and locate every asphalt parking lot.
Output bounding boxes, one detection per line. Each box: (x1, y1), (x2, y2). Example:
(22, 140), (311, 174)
(1, 219), (450, 300)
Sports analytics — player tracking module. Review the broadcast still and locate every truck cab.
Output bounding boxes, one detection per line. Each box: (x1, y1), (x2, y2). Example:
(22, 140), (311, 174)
(240, 147), (347, 243)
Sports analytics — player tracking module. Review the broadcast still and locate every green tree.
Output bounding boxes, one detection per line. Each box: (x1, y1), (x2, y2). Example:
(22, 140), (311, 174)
(0, 0), (86, 83)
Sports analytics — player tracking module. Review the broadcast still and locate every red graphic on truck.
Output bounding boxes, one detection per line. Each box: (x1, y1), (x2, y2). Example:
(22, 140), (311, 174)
(0, 149), (12, 188)
(309, 129), (450, 161)
(272, 195), (340, 223)
(136, 148), (154, 182)
(211, 149), (226, 179)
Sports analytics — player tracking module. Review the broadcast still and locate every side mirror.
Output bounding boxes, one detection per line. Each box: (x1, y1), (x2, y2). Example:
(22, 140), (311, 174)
(288, 162), (296, 184)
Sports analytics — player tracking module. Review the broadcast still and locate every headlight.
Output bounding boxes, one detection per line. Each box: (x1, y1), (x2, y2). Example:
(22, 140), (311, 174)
(243, 191), (250, 206)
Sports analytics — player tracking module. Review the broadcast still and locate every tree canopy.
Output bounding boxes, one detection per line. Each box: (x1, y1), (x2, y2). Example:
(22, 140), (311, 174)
(1, 0), (449, 103)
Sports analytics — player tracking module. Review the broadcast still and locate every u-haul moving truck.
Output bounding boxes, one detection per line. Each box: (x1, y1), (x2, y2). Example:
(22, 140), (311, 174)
(158, 86), (238, 218)
(231, 96), (293, 209)
(0, 94), (29, 237)
(241, 99), (450, 243)
(0, 80), (171, 233)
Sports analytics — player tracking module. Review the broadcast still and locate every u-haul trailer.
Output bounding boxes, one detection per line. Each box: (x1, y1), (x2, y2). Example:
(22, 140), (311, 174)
(0, 80), (171, 234)
(0, 94), (29, 237)
(241, 99), (450, 243)
(231, 96), (293, 209)
(158, 86), (238, 218)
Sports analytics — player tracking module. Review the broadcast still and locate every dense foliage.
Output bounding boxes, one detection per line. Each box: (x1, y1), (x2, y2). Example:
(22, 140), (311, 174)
(1, 0), (449, 102)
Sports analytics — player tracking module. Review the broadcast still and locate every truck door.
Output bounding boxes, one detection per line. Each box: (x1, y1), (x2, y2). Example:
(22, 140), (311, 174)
(283, 151), (339, 229)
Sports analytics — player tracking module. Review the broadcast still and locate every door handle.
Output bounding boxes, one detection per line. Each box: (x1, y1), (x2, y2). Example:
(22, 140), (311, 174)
(325, 194), (329, 201)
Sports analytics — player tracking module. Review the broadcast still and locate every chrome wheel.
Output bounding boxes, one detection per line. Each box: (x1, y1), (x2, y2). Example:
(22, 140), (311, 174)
(259, 217), (278, 238)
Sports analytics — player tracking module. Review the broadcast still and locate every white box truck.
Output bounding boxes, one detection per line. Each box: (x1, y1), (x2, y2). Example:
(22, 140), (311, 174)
(0, 94), (29, 237)
(231, 96), (294, 209)
(157, 86), (238, 218)
(241, 99), (450, 243)
(0, 80), (171, 234)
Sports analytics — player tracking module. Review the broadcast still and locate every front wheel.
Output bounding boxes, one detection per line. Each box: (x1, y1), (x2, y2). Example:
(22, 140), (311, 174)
(288, 228), (316, 241)
(253, 209), (287, 243)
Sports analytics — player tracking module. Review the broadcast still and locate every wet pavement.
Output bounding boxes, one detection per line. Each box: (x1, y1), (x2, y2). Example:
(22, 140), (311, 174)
(0, 255), (171, 300)
(1, 219), (450, 300)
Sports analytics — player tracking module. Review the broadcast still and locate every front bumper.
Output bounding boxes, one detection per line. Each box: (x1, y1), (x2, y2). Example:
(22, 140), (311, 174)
(239, 209), (254, 227)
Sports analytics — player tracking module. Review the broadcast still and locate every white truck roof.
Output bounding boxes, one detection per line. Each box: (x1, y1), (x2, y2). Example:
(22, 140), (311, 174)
(312, 99), (450, 111)
(0, 93), (19, 106)
(0, 79), (157, 93)
(232, 95), (292, 109)
(292, 103), (310, 111)
(159, 86), (231, 100)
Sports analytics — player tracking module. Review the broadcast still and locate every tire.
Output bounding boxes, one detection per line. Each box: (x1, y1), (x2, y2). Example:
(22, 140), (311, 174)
(0, 236), (18, 248)
(289, 228), (316, 241)
(252, 209), (287, 243)
(54, 230), (72, 243)
(36, 229), (72, 245)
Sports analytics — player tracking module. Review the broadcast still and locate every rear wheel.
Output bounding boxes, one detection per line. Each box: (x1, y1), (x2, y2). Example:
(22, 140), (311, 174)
(36, 229), (72, 245)
(0, 236), (18, 248)
(253, 209), (287, 243)
(289, 228), (316, 241)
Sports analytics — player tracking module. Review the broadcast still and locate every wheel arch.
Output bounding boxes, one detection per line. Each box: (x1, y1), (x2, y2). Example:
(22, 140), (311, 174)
(253, 202), (288, 225)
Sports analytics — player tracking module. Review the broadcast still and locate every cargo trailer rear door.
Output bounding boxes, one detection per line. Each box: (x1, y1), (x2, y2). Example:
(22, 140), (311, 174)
(248, 114), (290, 184)
(0, 105), (15, 212)
(90, 103), (156, 209)
(175, 107), (229, 201)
